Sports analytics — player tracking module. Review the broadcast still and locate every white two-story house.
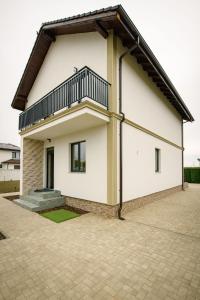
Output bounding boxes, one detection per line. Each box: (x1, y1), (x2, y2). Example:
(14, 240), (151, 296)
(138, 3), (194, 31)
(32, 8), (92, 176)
(0, 143), (20, 183)
(11, 5), (193, 217)
(0, 143), (20, 170)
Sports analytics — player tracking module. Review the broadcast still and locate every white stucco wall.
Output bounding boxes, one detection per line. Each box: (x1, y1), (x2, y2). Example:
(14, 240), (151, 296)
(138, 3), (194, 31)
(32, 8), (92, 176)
(117, 39), (182, 146)
(0, 150), (20, 170)
(122, 123), (182, 202)
(26, 32), (107, 109)
(2, 164), (14, 170)
(43, 125), (107, 203)
(0, 150), (12, 163)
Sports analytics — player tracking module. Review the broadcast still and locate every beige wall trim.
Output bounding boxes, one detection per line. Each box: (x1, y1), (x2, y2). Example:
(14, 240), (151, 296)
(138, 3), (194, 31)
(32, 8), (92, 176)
(20, 100), (110, 136)
(107, 31), (118, 205)
(108, 113), (182, 150)
(108, 112), (182, 150)
(107, 116), (118, 205)
(19, 99), (182, 150)
(124, 118), (183, 150)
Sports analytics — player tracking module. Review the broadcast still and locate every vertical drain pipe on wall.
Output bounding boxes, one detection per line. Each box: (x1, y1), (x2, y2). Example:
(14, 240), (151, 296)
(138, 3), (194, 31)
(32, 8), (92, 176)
(118, 43), (138, 220)
(181, 120), (184, 190)
(182, 120), (189, 190)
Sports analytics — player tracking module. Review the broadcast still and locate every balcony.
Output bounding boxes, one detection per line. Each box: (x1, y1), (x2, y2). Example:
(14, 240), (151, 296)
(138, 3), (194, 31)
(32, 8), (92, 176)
(19, 66), (110, 130)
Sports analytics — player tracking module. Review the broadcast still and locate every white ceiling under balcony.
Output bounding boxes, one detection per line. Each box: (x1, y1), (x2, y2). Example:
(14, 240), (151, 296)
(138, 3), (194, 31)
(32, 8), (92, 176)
(21, 107), (109, 141)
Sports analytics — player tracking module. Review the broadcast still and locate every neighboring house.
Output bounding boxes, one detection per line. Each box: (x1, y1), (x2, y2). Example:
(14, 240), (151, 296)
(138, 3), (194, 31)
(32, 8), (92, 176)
(0, 143), (20, 170)
(0, 143), (20, 186)
(11, 5), (193, 217)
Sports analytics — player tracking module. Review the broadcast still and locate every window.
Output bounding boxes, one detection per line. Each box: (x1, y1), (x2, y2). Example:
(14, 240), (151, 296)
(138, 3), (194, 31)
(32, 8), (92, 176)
(155, 148), (161, 172)
(14, 165), (20, 170)
(71, 141), (86, 172)
(12, 151), (20, 159)
(12, 152), (17, 159)
(0, 164), (2, 169)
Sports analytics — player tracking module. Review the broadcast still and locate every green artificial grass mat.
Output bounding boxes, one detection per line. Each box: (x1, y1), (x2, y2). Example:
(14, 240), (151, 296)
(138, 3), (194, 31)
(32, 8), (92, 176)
(41, 209), (80, 223)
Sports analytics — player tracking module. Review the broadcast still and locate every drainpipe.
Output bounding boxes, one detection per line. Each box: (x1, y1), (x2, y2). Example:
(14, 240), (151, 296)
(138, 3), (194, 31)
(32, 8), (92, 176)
(118, 43), (138, 220)
(182, 120), (189, 190)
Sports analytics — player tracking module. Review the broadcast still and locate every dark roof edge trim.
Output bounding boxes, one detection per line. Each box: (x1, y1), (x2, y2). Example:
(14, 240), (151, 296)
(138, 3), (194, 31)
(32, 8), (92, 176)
(116, 5), (194, 121)
(11, 29), (45, 109)
(11, 4), (194, 122)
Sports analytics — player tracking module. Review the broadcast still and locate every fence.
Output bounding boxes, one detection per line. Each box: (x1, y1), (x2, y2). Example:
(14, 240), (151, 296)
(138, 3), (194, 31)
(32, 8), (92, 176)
(0, 169), (20, 181)
(184, 167), (200, 183)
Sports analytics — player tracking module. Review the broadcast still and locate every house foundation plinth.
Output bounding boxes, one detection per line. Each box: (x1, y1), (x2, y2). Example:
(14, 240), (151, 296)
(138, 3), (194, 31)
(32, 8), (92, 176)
(65, 185), (182, 218)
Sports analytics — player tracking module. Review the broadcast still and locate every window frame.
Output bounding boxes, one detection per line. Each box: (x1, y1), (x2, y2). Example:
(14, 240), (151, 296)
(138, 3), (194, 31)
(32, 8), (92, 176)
(12, 152), (17, 159)
(155, 148), (161, 173)
(71, 140), (86, 173)
(14, 165), (20, 170)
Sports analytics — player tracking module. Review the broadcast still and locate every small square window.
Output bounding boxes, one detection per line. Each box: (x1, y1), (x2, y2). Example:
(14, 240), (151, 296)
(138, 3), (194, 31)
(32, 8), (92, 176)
(71, 141), (86, 172)
(155, 148), (161, 173)
(14, 165), (20, 170)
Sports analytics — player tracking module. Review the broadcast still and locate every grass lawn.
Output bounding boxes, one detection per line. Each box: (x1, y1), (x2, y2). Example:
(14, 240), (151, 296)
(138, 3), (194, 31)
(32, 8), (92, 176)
(41, 209), (80, 223)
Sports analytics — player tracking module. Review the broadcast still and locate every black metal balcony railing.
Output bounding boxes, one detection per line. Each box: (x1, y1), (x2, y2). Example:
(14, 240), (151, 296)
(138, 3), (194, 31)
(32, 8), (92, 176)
(19, 66), (109, 130)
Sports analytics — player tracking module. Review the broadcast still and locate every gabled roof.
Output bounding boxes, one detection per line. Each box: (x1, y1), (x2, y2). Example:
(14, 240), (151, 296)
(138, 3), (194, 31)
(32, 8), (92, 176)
(11, 5), (194, 121)
(0, 143), (20, 151)
(1, 159), (20, 164)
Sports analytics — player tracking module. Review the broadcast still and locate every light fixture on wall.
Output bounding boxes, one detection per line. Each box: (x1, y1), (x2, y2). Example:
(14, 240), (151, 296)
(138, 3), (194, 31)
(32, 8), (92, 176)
(47, 139), (51, 143)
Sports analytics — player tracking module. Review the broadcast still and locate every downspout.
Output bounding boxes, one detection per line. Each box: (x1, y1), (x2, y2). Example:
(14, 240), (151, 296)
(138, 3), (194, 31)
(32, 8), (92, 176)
(116, 16), (193, 217)
(182, 120), (189, 190)
(118, 43), (138, 220)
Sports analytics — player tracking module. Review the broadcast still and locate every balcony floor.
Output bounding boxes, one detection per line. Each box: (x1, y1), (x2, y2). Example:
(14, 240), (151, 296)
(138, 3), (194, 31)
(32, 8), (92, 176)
(21, 103), (109, 140)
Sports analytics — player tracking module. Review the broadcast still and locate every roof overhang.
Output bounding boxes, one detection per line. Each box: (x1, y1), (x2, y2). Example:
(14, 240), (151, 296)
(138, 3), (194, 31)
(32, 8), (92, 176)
(2, 159), (20, 164)
(0, 147), (20, 151)
(11, 5), (194, 121)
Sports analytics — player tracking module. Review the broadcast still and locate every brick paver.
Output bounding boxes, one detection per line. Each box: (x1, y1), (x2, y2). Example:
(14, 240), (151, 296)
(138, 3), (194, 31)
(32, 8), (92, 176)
(0, 184), (200, 299)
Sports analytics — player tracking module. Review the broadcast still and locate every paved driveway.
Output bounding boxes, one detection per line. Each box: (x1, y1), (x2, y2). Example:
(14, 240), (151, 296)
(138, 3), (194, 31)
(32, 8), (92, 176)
(0, 185), (200, 300)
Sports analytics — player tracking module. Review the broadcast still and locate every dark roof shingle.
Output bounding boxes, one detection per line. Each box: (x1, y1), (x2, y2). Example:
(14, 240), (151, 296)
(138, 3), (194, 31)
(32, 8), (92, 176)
(0, 143), (20, 151)
(1, 159), (20, 164)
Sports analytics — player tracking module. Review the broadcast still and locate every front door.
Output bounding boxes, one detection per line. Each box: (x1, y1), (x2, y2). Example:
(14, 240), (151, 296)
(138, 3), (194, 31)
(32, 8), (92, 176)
(46, 147), (54, 189)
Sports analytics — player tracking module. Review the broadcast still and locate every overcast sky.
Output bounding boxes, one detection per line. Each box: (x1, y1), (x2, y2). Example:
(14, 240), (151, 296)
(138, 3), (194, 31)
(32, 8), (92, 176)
(0, 0), (199, 166)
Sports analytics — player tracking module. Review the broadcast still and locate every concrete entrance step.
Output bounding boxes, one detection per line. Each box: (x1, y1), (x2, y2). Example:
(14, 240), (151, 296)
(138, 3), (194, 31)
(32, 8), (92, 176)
(14, 189), (65, 212)
(29, 190), (61, 199)
(21, 195), (65, 207)
(14, 199), (41, 212)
